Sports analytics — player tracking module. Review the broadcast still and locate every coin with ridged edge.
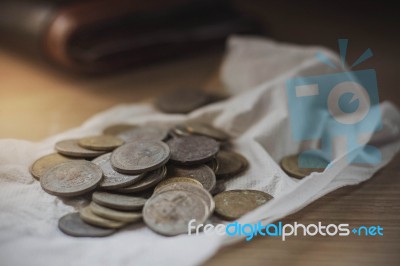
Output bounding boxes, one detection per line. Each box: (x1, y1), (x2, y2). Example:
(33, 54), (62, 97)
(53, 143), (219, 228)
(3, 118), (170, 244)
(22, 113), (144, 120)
(143, 190), (209, 236)
(30, 153), (78, 180)
(58, 212), (116, 237)
(166, 135), (219, 165)
(116, 166), (167, 193)
(55, 139), (105, 158)
(214, 190), (273, 220)
(184, 122), (230, 141)
(167, 164), (216, 192)
(118, 126), (169, 142)
(92, 191), (148, 211)
(79, 135), (124, 151)
(111, 141), (170, 174)
(80, 206), (126, 229)
(92, 153), (144, 189)
(90, 201), (143, 223)
(40, 160), (103, 197)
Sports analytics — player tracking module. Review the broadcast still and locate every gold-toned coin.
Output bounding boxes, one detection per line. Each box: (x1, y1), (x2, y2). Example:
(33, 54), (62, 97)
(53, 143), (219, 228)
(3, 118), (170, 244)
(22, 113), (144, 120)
(280, 154), (327, 179)
(215, 151), (248, 178)
(55, 139), (105, 158)
(79, 135), (124, 151)
(103, 124), (136, 136)
(154, 177), (203, 192)
(90, 202), (143, 223)
(185, 122), (230, 141)
(79, 206), (126, 229)
(30, 153), (77, 180)
(214, 190), (273, 220)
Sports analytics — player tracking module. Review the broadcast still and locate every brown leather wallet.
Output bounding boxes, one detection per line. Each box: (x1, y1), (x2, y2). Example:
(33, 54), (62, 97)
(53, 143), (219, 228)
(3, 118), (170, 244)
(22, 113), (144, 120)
(0, 0), (259, 74)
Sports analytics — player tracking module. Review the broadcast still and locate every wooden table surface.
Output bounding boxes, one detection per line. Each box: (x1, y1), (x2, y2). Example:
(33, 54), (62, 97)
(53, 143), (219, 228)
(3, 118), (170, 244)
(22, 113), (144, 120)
(0, 48), (399, 266)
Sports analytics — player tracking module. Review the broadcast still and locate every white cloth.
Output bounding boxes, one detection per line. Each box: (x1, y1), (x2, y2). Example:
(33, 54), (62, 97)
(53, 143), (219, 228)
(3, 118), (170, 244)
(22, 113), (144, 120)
(1, 36), (399, 266)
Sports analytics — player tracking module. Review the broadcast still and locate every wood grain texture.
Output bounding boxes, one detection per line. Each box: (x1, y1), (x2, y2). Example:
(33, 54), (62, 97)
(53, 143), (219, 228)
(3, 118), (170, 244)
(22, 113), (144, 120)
(0, 47), (399, 266)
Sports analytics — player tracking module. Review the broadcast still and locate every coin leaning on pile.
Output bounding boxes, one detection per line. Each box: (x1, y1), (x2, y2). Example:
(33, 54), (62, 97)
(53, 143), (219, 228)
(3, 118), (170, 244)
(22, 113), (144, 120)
(31, 119), (279, 237)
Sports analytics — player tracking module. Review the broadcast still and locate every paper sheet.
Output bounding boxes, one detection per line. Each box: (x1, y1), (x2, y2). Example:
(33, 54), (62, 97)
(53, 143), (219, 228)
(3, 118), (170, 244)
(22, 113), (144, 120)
(1, 36), (399, 266)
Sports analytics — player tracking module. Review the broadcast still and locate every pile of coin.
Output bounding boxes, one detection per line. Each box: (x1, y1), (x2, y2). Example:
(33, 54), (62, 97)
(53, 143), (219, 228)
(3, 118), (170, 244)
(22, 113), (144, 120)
(31, 121), (276, 237)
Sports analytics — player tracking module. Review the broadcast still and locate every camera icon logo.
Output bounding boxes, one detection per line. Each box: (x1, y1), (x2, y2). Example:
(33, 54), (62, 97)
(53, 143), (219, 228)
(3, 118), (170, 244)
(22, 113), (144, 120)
(286, 39), (382, 168)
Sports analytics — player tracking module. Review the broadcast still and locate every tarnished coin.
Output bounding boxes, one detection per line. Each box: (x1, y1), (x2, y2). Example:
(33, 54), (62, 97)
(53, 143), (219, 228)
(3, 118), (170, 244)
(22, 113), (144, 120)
(92, 153), (144, 189)
(90, 202), (143, 223)
(92, 191), (148, 211)
(155, 182), (215, 212)
(55, 139), (105, 158)
(116, 166), (167, 193)
(214, 190), (273, 220)
(210, 180), (226, 195)
(154, 177), (203, 192)
(167, 164), (216, 192)
(118, 126), (169, 143)
(206, 158), (219, 172)
(80, 206), (126, 229)
(143, 190), (209, 236)
(215, 151), (248, 178)
(78, 135), (124, 151)
(167, 135), (219, 165)
(154, 88), (211, 114)
(111, 141), (170, 174)
(184, 122), (230, 141)
(40, 160), (103, 197)
(103, 124), (136, 136)
(30, 153), (77, 180)
(280, 154), (327, 179)
(58, 212), (116, 237)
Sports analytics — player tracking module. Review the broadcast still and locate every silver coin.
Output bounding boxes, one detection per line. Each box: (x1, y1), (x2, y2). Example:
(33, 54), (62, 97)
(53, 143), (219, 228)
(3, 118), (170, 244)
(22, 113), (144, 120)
(55, 139), (105, 158)
(58, 212), (115, 237)
(40, 160), (103, 197)
(116, 166), (167, 193)
(90, 202), (143, 223)
(154, 88), (211, 114)
(92, 153), (144, 189)
(167, 164), (216, 192)
(143, 190), (209, 236)
(118, 126), (169, 143)
(111, 141), (170, 174)
(166, 135), (219, 165)
(92, 191), (148, 211)
(155, 182), (215, 213)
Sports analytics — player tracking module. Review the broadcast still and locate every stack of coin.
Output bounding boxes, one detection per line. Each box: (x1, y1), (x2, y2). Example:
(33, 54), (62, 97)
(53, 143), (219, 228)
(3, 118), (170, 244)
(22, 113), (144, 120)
(31, 121), (274, 237)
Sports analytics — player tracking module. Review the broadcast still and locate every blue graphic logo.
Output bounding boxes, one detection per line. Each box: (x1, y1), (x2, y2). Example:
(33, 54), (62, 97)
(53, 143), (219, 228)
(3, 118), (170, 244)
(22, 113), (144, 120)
(286, 39), (382, 167)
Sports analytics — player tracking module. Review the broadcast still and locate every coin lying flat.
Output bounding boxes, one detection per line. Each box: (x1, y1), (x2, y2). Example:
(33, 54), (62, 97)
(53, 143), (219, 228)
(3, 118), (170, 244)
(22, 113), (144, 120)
(155, 182), (215, 212)
(78, 135), (124, 151)
(103, 124), (136, 136)
(167, 135), (219, 165)
(143, 190), (209, 236)
(92, 153), (144, 189)
(111, 141), (170, 174)
(154, 177), (203, 192)
(167, 165), (216, 192)
(80, 206), (126, 229)
(184, 122), (230, 141)
(214, 190), (273, 220)
(155, 88), (211, 114)
(116, 166), (167, 193)
(90, 202), (143, 223)
(118, 126), (169, 143)
(58, 212), (116, 237)
(55, 139), (105, 158)
(92, 192), (148, 211)
(215, 151), (248, 178)
(280, 153), (327, 179)
(30, 153), (77, 180)
(40, 160), (103, 197)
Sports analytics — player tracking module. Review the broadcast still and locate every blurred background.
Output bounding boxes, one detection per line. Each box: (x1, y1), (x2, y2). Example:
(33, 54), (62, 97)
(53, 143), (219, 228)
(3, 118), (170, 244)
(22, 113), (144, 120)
(0, 0), (398, 140)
